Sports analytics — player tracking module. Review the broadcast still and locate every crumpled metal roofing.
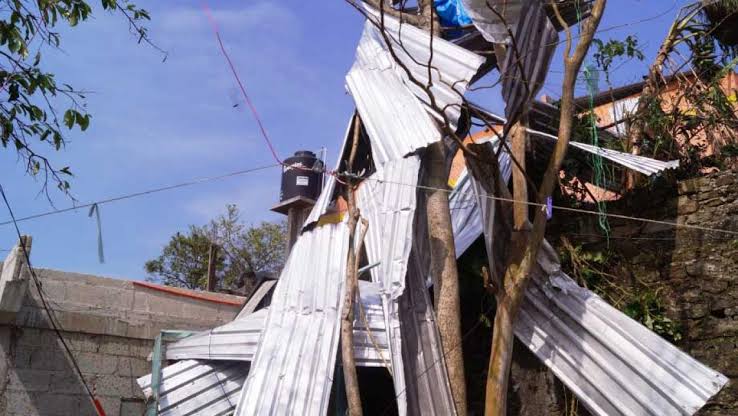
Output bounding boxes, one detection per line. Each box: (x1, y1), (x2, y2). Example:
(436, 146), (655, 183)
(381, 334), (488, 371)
(138, 282), (390, 416)
(460, 0), (525, 44)
(450, 150), (512, 257)
(138, 360), (246, 416)
(362, 5), (485, 124)
(356, 156), (421, 416)
(233, 221), (350, 416)
(302, 116), (352, 229)
(519, 267), (728, 416)
(471, 103), (680, 175)
(455, 164), (728, 416)
(346, 23), (441, 168)
(346, 8), (484, 167)
(164, 281), (389, 367)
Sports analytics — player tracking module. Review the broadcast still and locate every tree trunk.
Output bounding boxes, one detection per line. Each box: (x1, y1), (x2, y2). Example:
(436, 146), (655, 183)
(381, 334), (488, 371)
(424, 141), (468, 416)
(340, 114), (364, 416)
(483, 2), (607, 415)
(412, 1), (469, 413)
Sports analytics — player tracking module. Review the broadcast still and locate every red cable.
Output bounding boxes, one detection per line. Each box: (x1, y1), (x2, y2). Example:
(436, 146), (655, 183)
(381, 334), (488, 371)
(202, 3), (282, 165)
(202, 2), (346, 184)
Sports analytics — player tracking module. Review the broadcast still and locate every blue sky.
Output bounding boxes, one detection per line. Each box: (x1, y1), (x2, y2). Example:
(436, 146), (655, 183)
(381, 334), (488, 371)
(0, 1), (691, 280)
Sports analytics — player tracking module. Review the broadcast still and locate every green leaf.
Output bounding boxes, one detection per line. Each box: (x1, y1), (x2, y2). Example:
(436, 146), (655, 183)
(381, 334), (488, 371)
(79, 114), (90, 131)
(63, 109), (75, 129)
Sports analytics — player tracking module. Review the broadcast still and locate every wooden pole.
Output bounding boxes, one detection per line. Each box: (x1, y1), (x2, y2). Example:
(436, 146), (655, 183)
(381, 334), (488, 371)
(206, 244), (218, 292)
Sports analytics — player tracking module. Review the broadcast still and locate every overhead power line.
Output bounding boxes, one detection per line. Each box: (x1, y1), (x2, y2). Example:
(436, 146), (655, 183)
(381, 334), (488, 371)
(0, 163), (280, 227)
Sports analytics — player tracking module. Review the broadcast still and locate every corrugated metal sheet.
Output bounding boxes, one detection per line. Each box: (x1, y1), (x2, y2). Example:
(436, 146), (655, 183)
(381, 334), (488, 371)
(356, 156), (421, 416)
(346, 23), (441, 168)
(471, 104), (680, 175)
(462, 0), (590, 42)
(361, 5), (485, 125)
(609, 96), (640, 137)
(455, 166), (728, 416)
(518, 268), (728, 416)
(138, 360), (246, 416)
(165, 282), (389, 367)
(302, 117), (352, 229)
(138, 282), (390, 416)
(399, 179), (457, 415)
(347, 8), (485, 167)
(167, 308), (267, 362)
(499, 0), (558, 122)
(450, 148), (512, 257)
(234, 221), (350, 416)
(564, 137), (681, 175)
(461, 0), (524, 44)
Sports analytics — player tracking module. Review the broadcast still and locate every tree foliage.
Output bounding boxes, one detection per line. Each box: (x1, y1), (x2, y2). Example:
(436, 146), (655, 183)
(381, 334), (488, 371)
(145, 205), (286, 292)
(0, 0), (156, 195)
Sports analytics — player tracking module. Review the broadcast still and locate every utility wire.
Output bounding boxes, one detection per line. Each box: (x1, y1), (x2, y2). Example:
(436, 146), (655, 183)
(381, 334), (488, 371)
(355, 174), (738, 237)
(0, 163), (280, 227)
(0, 184), (104, 415)
(2, 161), (736, 239)
(202, 2), (282, 165)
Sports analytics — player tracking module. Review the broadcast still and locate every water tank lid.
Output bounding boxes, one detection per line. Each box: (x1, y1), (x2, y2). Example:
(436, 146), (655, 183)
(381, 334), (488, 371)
(293, 150), (316, 158)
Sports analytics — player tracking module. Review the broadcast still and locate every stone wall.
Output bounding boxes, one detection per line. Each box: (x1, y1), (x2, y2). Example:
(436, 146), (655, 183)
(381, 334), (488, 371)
(542, 169), (738, 415)
(0, 268), (244, 416)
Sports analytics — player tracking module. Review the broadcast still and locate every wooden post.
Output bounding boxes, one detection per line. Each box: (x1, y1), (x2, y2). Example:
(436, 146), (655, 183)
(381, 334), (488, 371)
(206, 244), (218, 292)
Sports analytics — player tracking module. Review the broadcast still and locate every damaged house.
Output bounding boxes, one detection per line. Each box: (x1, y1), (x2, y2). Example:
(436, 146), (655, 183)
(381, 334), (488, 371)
(1, 1), (735, 416)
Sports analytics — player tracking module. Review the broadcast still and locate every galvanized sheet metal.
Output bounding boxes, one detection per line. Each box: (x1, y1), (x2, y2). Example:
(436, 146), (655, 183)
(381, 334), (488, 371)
(361, 5), (485, 125)
(471, 104), (680, 175)
(347, 23), (441, 167)
(236, 280), (277, 319)
(138, 360), (246, 416)
(234, 221), (350, 416)
(518, 269), (729, 416)
(456, 166), (728, 416)
(461, 0), (524, 44)
(499, 0), (558, 121)
(165, 282), (390, 368)
(400, 179), (458, 415)
(138, 282), (390, 416)
(356, 156), (421, 416)
(302, 116), (352, 229)
(167, 308), (267, 362)
(451, 148), (512, 257)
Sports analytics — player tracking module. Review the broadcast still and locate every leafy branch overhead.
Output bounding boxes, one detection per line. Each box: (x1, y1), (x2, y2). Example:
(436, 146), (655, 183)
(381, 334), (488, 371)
(0, 0), (159, 195)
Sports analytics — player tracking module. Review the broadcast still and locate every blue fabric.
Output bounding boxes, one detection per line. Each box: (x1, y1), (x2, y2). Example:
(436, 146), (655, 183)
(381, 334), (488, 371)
(434, 0), (473, 27)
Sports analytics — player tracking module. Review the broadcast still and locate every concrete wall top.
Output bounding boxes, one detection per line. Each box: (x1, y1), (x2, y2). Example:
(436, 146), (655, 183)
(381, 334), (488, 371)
(13, 268), (245, 340)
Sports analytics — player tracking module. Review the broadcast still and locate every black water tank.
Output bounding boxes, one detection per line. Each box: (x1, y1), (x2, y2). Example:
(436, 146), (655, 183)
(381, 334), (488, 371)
(280, 150), (323, 202)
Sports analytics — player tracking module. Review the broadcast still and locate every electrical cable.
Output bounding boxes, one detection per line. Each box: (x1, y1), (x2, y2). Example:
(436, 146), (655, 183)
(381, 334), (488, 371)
(202, 2), (282, 166)
(2, 161), (736, 239)
(0, 183), (106, 416)
(0, 163), (280, 227)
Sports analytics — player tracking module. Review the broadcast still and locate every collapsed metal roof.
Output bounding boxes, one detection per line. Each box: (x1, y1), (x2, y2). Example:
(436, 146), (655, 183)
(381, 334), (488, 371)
(137, 3), (728, 415)
(457, 160), (728, 416)
(361, 5), (486, 125)
(356, 156), (421, 416)
(164, 282), (389, 367)
(233, 221), (350, 416)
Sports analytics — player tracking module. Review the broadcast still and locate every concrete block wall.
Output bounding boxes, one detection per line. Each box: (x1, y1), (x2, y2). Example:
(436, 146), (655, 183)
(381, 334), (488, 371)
(0, 268), (245, 416)
(1, 326), (151, 416)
